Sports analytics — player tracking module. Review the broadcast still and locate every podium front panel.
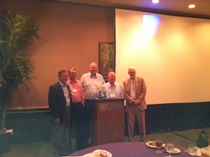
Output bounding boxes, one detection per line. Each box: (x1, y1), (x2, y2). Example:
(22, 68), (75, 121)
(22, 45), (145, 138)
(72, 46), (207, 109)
(91, 98), (125, 145)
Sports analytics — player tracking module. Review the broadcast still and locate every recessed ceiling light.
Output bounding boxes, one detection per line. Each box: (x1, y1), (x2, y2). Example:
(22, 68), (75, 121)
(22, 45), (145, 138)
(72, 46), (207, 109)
(152, 0), (159, 4)
(188, 4), (195, 8)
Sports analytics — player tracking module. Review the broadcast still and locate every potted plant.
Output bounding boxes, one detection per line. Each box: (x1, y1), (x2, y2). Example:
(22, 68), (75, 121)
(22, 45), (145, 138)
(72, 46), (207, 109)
(0, 10), (39, 153)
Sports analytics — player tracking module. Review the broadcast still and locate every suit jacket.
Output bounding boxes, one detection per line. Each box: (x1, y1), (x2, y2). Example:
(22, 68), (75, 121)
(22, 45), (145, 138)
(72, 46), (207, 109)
(48, 82), (72, 123)
(123, 77), (147, 110)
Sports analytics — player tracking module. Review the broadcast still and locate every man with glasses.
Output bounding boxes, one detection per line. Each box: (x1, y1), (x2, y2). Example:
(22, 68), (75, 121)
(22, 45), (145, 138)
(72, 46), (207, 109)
(123, 67), (147, 142)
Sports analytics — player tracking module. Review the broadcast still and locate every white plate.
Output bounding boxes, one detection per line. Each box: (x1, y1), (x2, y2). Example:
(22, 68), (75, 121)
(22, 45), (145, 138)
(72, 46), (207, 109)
(146, 141), (165, 149)
(166, 148), (181, 154)
(93, 149), (112, 157)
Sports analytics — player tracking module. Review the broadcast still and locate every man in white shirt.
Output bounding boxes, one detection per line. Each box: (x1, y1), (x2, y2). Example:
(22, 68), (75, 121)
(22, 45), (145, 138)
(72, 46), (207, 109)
(102, 71), (123, 98)
(80, 62), (105, 148)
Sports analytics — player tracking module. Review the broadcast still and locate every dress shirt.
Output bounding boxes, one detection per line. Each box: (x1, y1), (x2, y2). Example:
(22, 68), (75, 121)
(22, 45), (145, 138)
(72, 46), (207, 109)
(103, 82), (123, 98)
(67, 79), (85, 105)
(80, 72), (105, 100)
(130, 80), (136, 99)
(59, 81), (71, 106)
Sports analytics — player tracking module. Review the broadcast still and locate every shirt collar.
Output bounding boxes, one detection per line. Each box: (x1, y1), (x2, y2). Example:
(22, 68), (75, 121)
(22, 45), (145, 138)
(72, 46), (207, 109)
(89, 72), (97, 78)
(109, 82), (116, 87)
(68, 79), (77, 84)
(59, 81), (67, 87)
(130, 79), (135, 83)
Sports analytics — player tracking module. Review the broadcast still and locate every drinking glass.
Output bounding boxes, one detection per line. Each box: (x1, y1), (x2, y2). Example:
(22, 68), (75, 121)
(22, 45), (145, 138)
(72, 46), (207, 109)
(165, 142), (174, 157)
(155, 139), (163, 154)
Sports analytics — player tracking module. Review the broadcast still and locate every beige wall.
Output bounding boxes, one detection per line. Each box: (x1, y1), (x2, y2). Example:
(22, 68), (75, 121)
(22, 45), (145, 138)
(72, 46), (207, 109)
(0, 0), (114, 108)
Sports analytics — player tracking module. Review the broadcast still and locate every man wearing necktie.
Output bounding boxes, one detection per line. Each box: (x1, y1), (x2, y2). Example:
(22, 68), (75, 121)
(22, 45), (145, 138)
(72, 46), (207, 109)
(123, 67), (147, 142)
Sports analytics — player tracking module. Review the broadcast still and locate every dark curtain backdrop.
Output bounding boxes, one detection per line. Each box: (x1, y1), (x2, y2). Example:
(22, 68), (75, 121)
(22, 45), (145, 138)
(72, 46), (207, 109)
(145, 102), (210, 134)
(5, 102), (210, 143)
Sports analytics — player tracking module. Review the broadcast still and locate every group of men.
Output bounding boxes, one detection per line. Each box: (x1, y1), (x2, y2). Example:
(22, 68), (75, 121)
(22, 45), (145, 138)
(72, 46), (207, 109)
(48, 62), (147, 157)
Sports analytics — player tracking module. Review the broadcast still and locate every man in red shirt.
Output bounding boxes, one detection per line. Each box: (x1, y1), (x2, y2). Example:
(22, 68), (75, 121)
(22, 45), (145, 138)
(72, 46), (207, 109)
(67, 67), (85, 150)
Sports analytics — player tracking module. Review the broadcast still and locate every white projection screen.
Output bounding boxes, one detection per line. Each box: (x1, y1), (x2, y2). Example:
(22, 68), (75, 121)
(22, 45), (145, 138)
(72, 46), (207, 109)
(115, 9), (210, 104)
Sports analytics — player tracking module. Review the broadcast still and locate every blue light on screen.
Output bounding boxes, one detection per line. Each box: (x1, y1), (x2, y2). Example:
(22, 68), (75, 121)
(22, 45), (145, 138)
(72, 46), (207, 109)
(142, 14), (160, 40)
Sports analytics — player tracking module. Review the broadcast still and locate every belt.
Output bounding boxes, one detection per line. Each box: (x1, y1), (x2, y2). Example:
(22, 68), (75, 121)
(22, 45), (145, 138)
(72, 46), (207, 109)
(71, 102), (82, 106)
(85, 99), (95, 101)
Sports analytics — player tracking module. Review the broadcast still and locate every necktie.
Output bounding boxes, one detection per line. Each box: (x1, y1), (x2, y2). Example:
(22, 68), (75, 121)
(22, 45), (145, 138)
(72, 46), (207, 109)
(131, 80), (136, 99)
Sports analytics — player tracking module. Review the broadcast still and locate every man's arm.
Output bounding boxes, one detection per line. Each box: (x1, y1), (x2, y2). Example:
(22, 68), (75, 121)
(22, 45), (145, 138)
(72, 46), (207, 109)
(137, 78), (147, 104)
(48, 85), (60, 122)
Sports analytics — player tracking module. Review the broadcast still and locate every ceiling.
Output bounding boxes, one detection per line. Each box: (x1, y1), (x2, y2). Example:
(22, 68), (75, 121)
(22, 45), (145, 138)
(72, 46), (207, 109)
(59, 0), (210, 19)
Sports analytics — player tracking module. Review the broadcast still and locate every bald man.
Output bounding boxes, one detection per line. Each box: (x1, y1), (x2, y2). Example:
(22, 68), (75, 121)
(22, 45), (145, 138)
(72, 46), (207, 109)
(102, 71), (123, 98)
(80, 62), (105, 148)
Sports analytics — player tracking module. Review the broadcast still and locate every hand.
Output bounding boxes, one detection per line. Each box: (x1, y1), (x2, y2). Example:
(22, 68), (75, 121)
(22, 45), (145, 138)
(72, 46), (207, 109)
(133, 100), (140, 105)
(54, 117), (60, 124)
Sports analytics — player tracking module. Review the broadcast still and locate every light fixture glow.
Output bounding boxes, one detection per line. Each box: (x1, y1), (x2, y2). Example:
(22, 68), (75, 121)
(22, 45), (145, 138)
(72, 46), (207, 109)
(128, 14), (160, 50)
(138, 14), (160, 47)
(152, 0), (159, 4)
(142, 15), (160, 38)
(188, 4), (195, 8)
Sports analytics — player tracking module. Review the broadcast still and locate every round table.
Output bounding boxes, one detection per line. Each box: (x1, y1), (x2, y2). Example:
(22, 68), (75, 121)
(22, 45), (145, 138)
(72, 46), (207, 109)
(69, 142), (191, 157)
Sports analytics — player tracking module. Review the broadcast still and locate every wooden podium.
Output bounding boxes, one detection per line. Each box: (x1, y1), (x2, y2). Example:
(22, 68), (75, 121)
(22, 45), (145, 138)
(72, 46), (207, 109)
(91, 98), (125, 145)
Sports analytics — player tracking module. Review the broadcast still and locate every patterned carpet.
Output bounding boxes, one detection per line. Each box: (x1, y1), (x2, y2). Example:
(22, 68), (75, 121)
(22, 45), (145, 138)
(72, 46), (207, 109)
(1, 128), (209, 157)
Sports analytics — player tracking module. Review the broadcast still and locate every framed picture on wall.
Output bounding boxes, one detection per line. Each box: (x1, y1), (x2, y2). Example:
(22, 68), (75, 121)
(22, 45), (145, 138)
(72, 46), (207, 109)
(98, 42), (115, 82)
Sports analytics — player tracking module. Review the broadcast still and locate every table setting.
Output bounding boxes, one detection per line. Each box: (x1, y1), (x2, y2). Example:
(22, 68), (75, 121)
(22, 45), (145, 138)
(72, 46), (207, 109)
(145, 139), (210, 157)
(185, 145), (210, 157)
(68, 140), (203, 157)
(145, 139), (182, 156)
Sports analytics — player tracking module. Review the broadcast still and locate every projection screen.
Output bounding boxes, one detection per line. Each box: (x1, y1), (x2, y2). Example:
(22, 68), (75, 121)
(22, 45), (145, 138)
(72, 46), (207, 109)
(115, 9), (210, 104)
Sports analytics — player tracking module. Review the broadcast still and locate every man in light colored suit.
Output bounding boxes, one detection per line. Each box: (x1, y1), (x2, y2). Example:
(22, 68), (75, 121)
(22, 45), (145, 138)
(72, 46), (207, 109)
(123, 67), (147, 142)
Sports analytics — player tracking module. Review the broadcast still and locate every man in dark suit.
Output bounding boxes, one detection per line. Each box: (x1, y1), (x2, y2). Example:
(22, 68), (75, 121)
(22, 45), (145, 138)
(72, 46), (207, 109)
(123, 67), (147, 142)
(48, 70), (72, 157)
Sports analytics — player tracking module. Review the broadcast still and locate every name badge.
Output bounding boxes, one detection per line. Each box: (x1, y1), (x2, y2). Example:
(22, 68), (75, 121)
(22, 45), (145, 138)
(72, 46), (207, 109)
(110, 93), (116, 97)
(72, 89), (78, 93)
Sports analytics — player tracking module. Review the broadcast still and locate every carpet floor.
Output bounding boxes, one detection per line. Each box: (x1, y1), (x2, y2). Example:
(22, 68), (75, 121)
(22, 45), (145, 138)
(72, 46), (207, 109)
(1, 128), (209, 157)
